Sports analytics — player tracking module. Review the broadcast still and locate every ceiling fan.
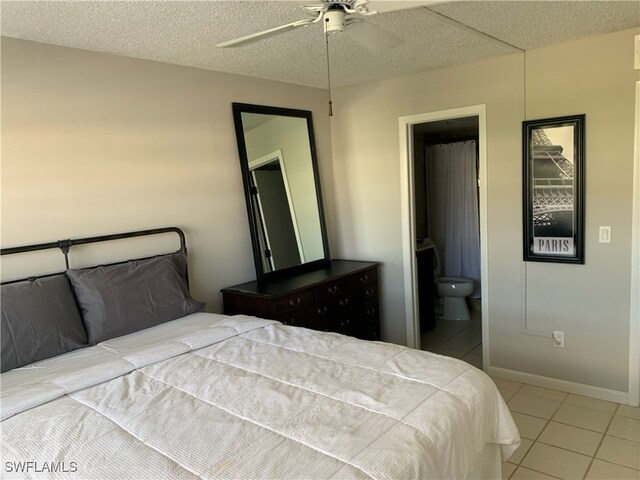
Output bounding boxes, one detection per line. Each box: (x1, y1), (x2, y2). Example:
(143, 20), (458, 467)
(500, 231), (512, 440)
(215, 0), (425, 53)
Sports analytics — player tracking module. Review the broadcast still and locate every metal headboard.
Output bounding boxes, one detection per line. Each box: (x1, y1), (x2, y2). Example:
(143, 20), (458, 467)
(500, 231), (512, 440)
(1, 227), (187, 285)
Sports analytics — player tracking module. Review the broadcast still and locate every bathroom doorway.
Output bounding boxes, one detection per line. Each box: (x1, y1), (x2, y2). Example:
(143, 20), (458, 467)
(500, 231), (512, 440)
(399, 105), (489, 370)
(415, 118), (482, 368)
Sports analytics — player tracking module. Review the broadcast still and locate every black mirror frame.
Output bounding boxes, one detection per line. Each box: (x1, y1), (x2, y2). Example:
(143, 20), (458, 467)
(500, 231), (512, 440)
(232, 102), (331, 282)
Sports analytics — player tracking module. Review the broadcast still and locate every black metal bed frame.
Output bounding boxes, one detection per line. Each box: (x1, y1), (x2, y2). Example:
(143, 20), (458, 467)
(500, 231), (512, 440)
(1, 227), (187, 285)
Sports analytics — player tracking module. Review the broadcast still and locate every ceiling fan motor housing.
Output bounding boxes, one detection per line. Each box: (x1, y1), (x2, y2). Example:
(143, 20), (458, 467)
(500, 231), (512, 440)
(326, 0), (357, 6)
(324, 9), (346, 34)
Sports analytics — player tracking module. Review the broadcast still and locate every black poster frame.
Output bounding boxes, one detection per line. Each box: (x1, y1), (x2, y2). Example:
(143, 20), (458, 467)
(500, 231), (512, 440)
(523, 114), (585, 264)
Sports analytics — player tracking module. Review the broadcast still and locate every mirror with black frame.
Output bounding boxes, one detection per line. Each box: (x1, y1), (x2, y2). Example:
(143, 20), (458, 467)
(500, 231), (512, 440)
(232, 103), (330, 281)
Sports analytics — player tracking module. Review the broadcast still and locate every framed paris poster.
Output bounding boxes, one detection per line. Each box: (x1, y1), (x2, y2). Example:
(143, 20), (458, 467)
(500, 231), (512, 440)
(523, 114), (585, 264)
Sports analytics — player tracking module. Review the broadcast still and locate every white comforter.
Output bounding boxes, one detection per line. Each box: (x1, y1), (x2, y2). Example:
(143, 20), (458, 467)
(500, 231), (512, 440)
(1, 313), (519, 479)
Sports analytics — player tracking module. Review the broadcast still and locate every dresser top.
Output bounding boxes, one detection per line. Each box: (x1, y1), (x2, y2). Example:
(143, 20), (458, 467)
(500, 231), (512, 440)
(222, 259), (378, 297)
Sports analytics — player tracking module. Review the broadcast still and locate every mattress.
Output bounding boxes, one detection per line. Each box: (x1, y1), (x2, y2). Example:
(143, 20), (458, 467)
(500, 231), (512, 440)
(1, 313), (520, 479)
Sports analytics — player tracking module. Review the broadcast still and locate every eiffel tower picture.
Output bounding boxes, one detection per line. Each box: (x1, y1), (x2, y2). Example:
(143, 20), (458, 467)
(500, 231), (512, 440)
(523, 115), (585, 264)
(531, 128), (575, 238)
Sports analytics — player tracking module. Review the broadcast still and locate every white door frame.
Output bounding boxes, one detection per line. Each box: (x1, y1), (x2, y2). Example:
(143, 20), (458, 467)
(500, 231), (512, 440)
(629, 80), (640, 406)
(399, 105), (489, 370)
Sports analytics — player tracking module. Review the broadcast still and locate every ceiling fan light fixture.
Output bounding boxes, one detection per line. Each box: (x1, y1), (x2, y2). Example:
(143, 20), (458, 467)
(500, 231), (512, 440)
(324, 9), (346, 34)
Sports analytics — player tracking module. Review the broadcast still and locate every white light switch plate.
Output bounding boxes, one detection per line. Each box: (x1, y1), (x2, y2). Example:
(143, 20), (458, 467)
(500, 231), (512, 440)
(599, 226), (612, 243)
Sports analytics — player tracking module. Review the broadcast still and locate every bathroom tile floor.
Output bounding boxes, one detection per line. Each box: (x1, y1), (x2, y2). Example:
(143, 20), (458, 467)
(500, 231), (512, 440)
(420, 309), (483, 368)
(420, 311), (640, 479)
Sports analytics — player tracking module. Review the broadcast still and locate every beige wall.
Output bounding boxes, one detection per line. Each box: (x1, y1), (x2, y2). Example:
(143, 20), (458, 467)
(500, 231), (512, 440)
(330, 28), (639, 392)
(0, 38), (335, 311)
(2, 30), (638, 395)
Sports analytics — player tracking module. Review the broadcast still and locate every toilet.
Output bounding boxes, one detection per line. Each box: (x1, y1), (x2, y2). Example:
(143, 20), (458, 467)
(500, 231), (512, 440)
(428, 240), (475, 320)
(435, 277), (474, 320)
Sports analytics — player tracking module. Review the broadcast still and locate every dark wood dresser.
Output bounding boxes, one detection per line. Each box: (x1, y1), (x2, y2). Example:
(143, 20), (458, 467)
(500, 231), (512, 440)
(222, 260), (380, 341)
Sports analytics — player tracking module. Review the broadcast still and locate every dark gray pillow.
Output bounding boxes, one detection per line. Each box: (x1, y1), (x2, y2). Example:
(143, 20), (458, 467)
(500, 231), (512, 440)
(1, 275), (88, 373)
(66, 253), (206, 344)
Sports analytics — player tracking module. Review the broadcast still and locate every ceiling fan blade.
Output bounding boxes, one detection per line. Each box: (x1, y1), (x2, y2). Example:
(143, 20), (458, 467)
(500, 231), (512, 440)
(216, 18), (314, 48)
(365, 1), (444, 13)
(346, 20), (402, 53)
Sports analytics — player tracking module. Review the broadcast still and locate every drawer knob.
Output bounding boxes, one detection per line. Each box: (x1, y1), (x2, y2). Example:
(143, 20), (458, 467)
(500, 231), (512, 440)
(366, 308), (376, 316)
(340, 319), (350, 328)
(289, 297), (301, 307)
(339, 298), (350, 307)
(359, 275), (368, 283)
(328, 285), (338, 294)
(365, 288), (375, 297)
(317, 306), (328, 315)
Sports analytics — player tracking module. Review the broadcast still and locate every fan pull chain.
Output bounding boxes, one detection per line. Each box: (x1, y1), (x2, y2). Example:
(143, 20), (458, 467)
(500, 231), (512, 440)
(325, 29), (333, 117)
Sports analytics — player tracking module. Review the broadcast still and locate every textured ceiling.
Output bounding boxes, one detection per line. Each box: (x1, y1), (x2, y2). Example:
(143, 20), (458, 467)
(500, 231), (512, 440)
(1, 1), (638, 88)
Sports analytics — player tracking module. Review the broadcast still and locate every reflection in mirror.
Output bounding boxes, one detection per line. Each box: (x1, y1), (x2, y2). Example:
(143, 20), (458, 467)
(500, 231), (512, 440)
(233, 104), (329, 280)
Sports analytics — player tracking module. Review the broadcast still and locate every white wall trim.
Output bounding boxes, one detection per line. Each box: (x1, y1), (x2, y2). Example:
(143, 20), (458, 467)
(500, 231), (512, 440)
(399, 119), (419, 349)
(629, 80), (640, 407)
(489, 366), (629, 405)
(398, 105), (489, 369)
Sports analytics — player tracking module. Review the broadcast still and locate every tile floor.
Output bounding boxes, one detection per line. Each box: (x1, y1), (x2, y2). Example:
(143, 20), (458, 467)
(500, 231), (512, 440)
(420, 309), (640, 479)
(420, 309), (483, 369)
(497, 378), (640, 479)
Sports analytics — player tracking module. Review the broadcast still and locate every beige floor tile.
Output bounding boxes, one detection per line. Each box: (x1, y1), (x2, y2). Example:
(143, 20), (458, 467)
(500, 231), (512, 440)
(492, 377), (524, 392)
(521, 443), (591, 479)
(500, 388), (517, 402)
(520, 385), (568, 403)
(608, 415), (640, 443)
(552, 404), (613, 433)
(564, 394), (618, 414)
(596, 435), (640, 470)
(430, 347), (466, 358)
(511, 412), (548, 440)
(510, 466), (559, 479)
(585, 459), (640, 480)
(461, 352), (483, 369)
(509, 393), (562, 420)
(618, 404), (640, 420)
(509, 438), (534, 465)
(538, 421), (603, 456)
(438, 338), (480, 353)
(502, 462), (517, 479)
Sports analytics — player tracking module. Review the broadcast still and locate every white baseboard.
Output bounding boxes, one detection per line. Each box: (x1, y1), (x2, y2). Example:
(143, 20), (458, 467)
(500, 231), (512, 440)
(488, 366), (630, 405)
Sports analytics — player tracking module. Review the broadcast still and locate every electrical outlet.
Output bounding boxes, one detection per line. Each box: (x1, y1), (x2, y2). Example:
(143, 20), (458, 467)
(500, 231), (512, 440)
(553, 331), (565, 347)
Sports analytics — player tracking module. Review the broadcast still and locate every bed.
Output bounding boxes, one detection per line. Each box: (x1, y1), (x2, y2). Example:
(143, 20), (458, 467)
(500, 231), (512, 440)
(1, 228), (520, 479)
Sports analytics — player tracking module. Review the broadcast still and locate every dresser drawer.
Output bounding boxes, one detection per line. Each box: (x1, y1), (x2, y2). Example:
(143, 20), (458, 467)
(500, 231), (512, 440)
(314, 277), (348, 302)
(274, 290), (314, 314)
(354, 284), (378, 304)
(314, 301), (334, 319)
(347, 268), (377, 290)
(335, 294), (356, 312)
(276, 307), (316, 328)
(305, 315), (338, 334)
(336, 301), (380, 339)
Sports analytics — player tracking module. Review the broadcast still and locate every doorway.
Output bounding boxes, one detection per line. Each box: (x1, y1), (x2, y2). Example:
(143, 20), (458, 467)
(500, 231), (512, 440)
(249, 150), (305, 272)
(416, 118), (482, 367)
(399, 105), (489, 370)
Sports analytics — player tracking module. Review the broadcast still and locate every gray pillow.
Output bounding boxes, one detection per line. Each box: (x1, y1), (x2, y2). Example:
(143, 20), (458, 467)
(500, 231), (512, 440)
(66, 253), (206, 344)
(1, 275), (88, 373)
